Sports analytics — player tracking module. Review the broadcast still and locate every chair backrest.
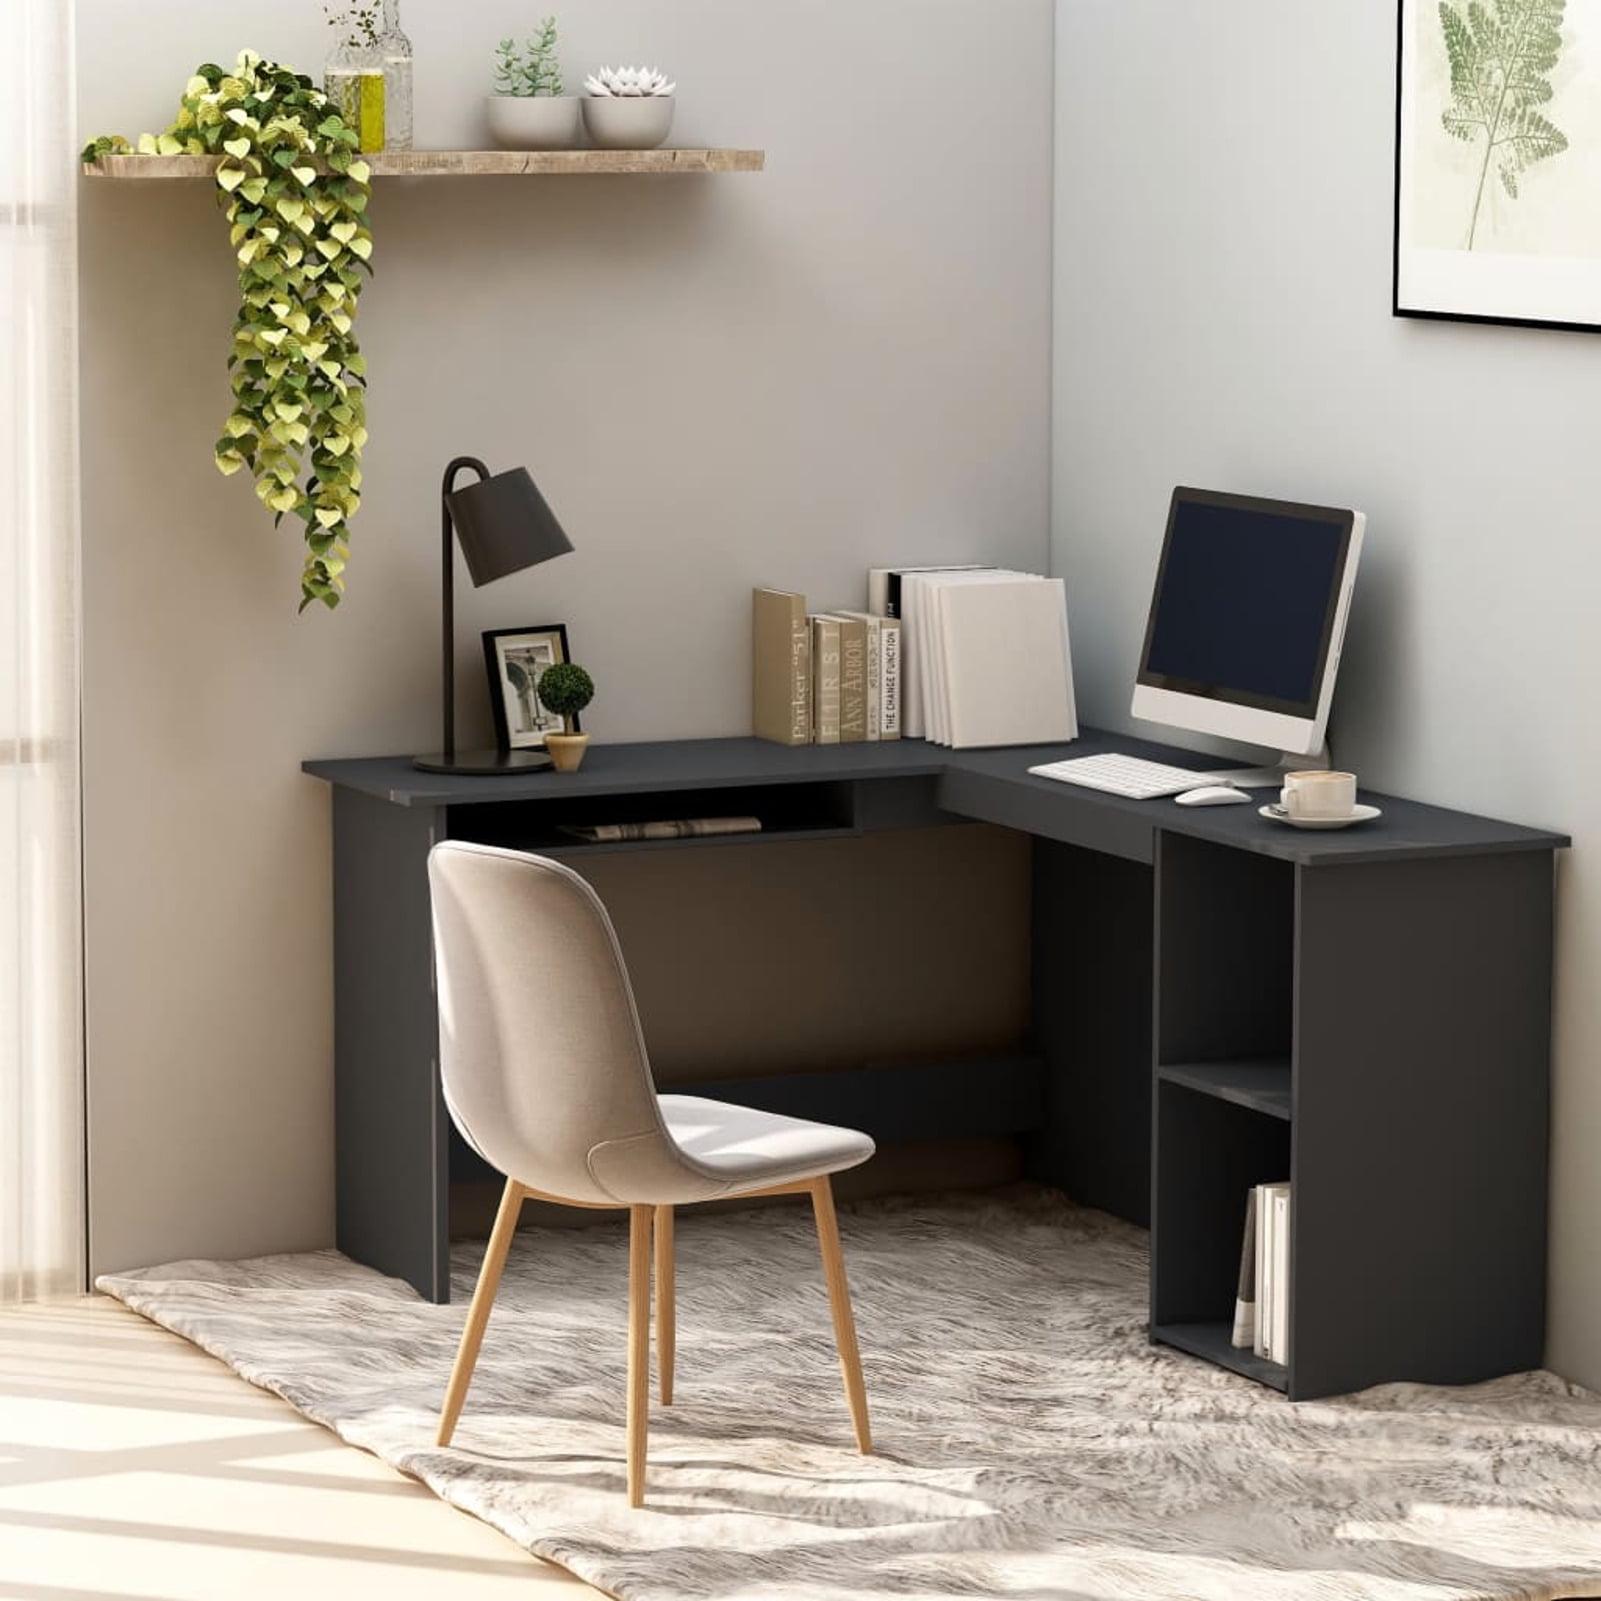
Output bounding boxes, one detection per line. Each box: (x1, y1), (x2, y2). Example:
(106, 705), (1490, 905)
(427, 841), (689, 1205)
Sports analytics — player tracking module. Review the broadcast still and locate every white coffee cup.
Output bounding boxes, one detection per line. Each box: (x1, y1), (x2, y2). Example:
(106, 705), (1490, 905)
(1280, 770), (1357, 820)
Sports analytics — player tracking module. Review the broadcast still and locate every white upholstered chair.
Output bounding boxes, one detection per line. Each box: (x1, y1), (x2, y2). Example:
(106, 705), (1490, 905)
(427, 840), (876, 1506)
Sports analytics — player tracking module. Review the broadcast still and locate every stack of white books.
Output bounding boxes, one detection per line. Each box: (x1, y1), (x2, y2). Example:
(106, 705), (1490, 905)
(868, 566), (1078, 748)
(1233, 1182), (1292, 1366)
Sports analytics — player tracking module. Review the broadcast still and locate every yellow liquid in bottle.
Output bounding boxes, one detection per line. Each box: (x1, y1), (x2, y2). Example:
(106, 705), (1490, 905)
(358, 71), (386, 153)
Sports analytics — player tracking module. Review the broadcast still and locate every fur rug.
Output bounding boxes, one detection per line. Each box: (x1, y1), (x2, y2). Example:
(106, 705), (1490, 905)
(98, 1189), (1601, 1601)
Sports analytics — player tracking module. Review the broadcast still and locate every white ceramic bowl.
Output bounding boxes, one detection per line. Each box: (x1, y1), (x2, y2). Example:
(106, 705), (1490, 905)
(581, 96), (675, 150)
(485, 95), (583, 151)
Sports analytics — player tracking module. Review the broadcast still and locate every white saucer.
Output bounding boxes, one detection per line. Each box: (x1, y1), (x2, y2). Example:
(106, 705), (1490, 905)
(1259, 803), (1382, 831)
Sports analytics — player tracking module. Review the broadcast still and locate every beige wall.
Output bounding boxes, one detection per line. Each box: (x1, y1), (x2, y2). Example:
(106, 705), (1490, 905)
(1055, 0), (1598, 1384)
(78, 0), (1054, 1274)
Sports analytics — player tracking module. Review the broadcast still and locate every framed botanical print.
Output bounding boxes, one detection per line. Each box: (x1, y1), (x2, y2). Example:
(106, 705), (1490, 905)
(1396, 0), (1601, 332)
(483, 624), (578, 750)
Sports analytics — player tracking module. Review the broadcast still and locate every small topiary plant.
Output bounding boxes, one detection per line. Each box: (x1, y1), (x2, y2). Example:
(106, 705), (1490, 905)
(494, 19), (564, 98)
(537, 662), (594, 727)
(83, 50), (374, 612)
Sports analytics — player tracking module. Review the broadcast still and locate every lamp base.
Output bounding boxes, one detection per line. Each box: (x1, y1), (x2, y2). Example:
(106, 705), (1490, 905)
(413, 748), (555, 776)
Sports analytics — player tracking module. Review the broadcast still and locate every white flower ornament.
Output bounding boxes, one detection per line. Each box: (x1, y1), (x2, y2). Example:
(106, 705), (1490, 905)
(584, 65), (676, 97)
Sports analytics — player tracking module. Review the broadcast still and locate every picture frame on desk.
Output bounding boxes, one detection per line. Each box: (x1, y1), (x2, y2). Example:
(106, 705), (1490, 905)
(484, 624), (579, 751)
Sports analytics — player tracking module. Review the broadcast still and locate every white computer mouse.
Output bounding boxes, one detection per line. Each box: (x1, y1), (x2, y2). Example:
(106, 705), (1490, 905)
(1174, 785), (1252, 807)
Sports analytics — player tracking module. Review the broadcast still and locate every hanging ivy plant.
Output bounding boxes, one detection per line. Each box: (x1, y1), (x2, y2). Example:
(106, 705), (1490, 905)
(84, 51), (374, 611)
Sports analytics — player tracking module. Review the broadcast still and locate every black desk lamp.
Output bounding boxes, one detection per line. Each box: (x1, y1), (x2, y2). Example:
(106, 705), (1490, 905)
(414, 457), (574, 776)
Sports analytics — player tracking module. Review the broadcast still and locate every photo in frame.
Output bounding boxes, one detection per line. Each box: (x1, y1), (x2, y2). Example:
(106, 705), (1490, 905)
(483, 624), (578, 750)
(1396, 0), (1601, 332)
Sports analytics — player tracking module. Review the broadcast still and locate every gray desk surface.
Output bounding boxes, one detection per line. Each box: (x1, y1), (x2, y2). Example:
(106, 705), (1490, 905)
(304, 727), (1568, 868)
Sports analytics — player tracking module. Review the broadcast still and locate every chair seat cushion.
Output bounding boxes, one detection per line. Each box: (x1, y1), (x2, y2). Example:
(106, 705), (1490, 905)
(658, 1094), (875, 1193)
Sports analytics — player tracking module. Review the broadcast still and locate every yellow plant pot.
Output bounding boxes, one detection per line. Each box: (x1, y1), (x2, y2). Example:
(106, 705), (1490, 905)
(545, 733), (590, 773)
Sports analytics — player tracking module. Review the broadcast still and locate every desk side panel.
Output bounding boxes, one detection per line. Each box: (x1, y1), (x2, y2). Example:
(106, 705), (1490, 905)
(333, 790), (448, 1302)
(1029, 839), (1154, 1223)
(1291, 852), (1553, 1399)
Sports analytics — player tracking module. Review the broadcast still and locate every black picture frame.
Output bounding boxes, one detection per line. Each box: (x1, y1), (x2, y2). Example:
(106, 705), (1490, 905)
(482, 624), (578, 751)
(1393, 0), (1601, 336)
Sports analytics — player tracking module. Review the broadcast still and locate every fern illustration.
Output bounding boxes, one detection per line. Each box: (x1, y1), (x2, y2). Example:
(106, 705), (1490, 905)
(1439, 0), (1568, 249)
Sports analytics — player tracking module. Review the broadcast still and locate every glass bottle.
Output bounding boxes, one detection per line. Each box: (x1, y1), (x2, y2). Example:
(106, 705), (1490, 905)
(325, 34), (386, 153)
(379, 0), (414, 150)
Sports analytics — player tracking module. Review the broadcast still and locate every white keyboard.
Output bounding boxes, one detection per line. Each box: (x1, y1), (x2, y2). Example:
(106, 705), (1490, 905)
(1028, 753), (1229, 800)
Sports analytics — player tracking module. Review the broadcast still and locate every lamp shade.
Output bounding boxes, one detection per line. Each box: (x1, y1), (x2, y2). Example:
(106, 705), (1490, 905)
(446, 466), (574, 588)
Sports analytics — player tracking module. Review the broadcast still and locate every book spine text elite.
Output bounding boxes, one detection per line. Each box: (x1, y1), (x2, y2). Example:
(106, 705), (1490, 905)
(812, 616), (841, 744)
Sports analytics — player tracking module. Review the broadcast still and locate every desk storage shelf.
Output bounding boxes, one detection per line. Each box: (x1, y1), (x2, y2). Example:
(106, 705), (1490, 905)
(1153, 1319), (1290, 1391)
(1148, 831), (1553, 1400)
(83, 148), (765, 179)
(1157, 1060), (1291, 1121)
(447, 779), (859, 858)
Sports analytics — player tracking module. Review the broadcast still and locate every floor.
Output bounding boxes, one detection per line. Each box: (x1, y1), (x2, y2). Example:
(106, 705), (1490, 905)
(0, 1296), (599, 1600)
(15, 1298), (1597, 1601)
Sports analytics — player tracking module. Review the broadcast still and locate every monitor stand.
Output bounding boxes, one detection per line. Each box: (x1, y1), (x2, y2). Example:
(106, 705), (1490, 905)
(1206, 744), (1332, 791)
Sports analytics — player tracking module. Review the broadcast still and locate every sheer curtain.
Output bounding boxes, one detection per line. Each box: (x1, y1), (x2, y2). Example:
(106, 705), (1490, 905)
(0, 0), (85, 1300)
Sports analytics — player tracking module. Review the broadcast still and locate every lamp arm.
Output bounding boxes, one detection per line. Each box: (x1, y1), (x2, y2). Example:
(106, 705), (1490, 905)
(439, 457), (491, 762)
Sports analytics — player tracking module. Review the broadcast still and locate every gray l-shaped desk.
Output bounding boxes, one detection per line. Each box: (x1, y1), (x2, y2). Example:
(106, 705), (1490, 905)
(306, 729), (1567, 1401)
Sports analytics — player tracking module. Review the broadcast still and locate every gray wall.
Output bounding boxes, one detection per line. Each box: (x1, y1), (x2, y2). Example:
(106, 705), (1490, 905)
(79, 0), (1053, 1274)
(1055, 0), (1601, 1384)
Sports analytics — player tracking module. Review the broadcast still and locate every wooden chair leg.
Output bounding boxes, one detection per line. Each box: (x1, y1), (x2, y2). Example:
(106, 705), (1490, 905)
(437, 1178), (525, 1447)
(654, 1204), (675, 1405)
(810, 1176), (872, 1454)
(627, 1204), (652, 1506)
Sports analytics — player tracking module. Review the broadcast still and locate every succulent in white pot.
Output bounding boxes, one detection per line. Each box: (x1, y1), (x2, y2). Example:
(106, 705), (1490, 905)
(486, 19), (581, 150)
(582, 65), (677, 150)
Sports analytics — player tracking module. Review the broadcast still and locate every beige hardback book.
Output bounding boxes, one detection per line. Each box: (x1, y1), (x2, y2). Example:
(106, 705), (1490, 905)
(812, 615), (842, 744)
(752, 588), (813, 745)
(833, 612), (887, 740)
(823, 614), (869, 742)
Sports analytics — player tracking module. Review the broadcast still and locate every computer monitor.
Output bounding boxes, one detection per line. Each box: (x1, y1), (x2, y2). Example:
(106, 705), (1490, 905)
(1131, 487), (1365, 760)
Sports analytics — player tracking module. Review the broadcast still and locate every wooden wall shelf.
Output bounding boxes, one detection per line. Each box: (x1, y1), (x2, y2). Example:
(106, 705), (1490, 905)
(83, 148), (764, 180)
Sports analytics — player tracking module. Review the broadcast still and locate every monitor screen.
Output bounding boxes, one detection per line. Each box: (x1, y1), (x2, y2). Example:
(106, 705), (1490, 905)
(1136, 489), (1354, 718)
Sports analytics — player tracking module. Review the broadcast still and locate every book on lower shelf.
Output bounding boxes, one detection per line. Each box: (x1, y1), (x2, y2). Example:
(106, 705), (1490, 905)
(1271, 1187), (1291, 1366)
(558, 818), (763, 843)
(1249, 1181), (1292, 1366)
(1232, 1189), (1258, 1350)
